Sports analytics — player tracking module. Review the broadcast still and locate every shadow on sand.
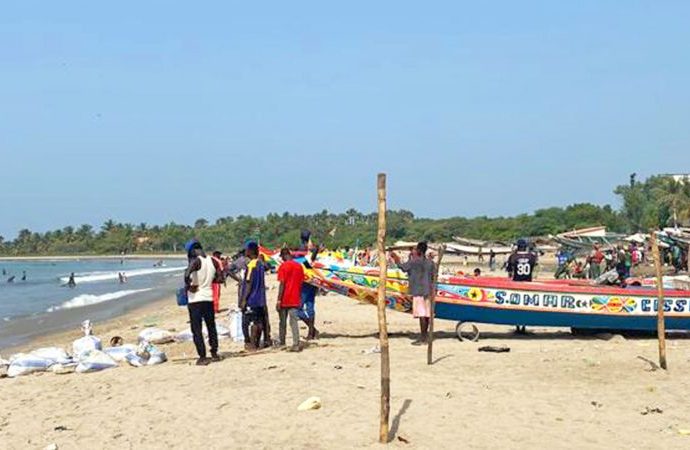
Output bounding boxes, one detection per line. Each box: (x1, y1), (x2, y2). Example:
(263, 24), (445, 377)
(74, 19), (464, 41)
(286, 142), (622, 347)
(388, 399), (412, 443)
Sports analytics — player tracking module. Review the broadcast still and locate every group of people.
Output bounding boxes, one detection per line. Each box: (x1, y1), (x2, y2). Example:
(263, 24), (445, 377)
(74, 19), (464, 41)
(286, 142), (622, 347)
(182, 239), (320, 366)
(386, 239), (540, 344)
(3, 269), (27, 283)
(554, 243), (645, 282)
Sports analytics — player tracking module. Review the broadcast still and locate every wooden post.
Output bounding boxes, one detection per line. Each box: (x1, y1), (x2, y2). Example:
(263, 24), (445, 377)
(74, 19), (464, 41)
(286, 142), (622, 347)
(650, 231), (668, 370)
(427, 244), (446, 365)
(376, 173), (391, 443)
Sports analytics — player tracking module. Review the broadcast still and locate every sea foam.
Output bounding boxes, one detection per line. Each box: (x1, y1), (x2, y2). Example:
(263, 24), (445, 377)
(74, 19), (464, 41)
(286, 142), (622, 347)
(59, 266), (184, 284)
(47, 288), (153, 312)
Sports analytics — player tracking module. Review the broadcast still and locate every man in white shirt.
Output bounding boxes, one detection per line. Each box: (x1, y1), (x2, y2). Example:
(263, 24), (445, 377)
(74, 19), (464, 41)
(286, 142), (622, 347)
(184, 239), (222, 366)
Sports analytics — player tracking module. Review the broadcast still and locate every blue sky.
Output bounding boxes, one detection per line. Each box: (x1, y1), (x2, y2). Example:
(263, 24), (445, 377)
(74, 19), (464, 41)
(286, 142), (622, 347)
(1, 1), (689, 238)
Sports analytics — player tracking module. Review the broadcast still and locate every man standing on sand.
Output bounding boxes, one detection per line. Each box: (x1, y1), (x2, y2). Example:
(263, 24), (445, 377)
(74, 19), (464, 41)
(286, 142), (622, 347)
(391, 242), (435, 345)
(276, 248), (303, 351)
(184, 239), (221, 366)
(240, 242), (269, 350)
(506, 238), (537, 334)
(506, 239), (537, 282)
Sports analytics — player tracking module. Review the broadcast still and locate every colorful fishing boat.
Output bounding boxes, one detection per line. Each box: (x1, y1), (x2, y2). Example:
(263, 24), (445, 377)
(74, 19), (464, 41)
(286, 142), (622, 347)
(306, 264), (690, 335)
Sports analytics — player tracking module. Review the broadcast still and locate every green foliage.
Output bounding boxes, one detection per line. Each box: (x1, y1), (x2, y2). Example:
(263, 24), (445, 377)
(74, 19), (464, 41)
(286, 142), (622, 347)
(1, 175), (685, 256)
(614, 175), (690, 231)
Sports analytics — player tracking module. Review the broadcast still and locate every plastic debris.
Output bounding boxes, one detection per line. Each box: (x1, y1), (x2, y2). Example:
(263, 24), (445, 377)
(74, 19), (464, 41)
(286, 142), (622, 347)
(297, 397), (322, 411)
(361, 345), (381, 354)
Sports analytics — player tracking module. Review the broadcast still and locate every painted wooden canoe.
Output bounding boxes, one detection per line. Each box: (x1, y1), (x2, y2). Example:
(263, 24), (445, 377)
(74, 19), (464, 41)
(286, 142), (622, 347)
(307, 267), (690, 331)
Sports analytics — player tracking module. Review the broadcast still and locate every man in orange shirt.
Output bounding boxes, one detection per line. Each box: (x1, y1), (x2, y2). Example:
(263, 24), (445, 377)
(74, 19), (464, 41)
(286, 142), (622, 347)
(276, 248), (304, 351)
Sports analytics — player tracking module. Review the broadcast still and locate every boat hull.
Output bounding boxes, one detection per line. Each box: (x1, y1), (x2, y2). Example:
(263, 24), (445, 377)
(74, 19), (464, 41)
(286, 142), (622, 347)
(434, 301), (690, 330)
(307, 268), (690, 332)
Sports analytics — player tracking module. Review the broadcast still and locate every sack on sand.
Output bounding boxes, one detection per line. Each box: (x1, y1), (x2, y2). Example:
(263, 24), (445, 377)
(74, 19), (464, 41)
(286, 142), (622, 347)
(176, 325), (230, 342)
(125, 342), (167, 367)
(51, 363), (78, 375)
(138, 327), (174, 345)
(76, 350), (118, 373)
(7, 353), (53, 377)
(103, 344), (137, 362)
(30, 347), (73, 365)
(175, 329), (194, 342)
(0, 355), (10, 367)
(73, 335), (103, 359)
(216, 324), (231, 338)
(229, 310), (244, 342)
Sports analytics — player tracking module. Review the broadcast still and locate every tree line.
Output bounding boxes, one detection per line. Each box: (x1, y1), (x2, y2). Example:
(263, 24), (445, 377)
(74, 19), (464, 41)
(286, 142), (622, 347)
(0, 175), (687, 256)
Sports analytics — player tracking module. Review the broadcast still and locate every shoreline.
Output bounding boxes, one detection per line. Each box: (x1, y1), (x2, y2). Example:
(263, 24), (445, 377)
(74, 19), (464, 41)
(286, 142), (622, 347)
(0, 254), (185, 261)
(2, 293), (177, 357)
(0, 284), (179, 354)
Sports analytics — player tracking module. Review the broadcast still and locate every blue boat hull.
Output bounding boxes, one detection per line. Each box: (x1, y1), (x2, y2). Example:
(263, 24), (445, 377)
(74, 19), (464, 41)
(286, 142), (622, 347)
(435, 302), (690, 331)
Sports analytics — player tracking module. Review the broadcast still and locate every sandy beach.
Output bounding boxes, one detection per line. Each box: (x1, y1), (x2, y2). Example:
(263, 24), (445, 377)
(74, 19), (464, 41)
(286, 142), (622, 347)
(3, 272), (690, 449)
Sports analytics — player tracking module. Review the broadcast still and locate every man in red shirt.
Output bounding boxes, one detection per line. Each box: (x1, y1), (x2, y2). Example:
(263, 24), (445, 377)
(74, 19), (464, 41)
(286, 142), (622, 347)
(277, 248), (304, 351)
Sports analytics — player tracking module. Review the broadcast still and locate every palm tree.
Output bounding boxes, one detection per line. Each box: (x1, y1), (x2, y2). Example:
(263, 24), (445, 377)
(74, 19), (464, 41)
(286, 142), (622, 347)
(101, 219), (117, 233)
(655, 178), (690, 227)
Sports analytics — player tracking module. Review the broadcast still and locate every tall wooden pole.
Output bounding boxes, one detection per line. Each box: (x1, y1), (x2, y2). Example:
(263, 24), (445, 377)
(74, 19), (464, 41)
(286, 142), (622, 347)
(427, 245), (446, 365)
(376, 173), (391, 443)
(650, 231), (668, 370)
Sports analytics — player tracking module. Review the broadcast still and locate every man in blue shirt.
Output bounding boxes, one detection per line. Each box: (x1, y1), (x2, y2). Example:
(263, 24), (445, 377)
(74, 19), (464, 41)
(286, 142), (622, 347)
(240, 242), (269, 350)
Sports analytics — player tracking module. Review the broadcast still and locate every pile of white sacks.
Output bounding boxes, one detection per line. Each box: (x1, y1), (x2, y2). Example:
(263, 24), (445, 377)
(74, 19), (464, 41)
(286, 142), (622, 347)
(1, 312), (245, 378)
(0, 320), (168, 378)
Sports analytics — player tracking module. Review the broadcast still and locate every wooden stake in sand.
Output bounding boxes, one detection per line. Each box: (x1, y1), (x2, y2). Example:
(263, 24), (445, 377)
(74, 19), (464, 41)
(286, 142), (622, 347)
(650, 231), (668, 370)
(376, 173), (391, 443)
(427, 244), (446, 365)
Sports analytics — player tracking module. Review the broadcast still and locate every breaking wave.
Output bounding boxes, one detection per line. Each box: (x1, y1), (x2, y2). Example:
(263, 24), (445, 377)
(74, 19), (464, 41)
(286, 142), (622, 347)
(47, 288), (153, 312)
(58, 266), (185, 284)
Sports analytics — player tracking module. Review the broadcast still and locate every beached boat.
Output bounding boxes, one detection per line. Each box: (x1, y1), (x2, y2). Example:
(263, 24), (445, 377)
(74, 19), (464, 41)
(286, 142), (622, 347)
(307, 263), (690, 334)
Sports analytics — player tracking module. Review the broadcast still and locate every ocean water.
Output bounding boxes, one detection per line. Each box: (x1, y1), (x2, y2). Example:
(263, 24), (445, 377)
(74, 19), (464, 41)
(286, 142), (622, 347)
(0, 259), (186, 348)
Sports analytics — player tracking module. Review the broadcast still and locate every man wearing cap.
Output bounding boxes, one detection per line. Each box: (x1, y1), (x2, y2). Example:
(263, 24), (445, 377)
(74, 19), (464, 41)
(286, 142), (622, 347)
(184, 240), (222, 366)
(507, 239), (538, 282)
(239, 242), (270, 350)
(506, 239), (537, 334)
